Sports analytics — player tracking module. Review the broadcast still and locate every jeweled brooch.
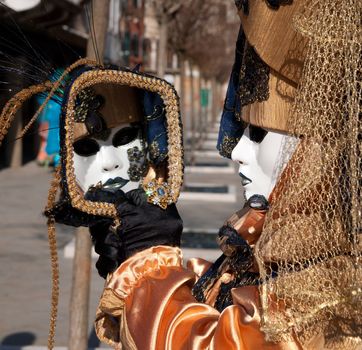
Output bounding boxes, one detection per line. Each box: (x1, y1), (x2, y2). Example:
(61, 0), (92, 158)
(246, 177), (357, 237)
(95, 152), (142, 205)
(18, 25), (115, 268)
(143, 180), (173, 209)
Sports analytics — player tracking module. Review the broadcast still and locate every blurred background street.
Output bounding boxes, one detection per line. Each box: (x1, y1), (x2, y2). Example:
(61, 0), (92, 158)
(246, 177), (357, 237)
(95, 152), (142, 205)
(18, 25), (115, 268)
(0, 0), (243, 348)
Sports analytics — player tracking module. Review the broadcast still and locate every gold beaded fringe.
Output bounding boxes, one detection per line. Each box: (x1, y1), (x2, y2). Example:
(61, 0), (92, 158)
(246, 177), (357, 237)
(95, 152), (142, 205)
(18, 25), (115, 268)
(45, 166), (61, 350)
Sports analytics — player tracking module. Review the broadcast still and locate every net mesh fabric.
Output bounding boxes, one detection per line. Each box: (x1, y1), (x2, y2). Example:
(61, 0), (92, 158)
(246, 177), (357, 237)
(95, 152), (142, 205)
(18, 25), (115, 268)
(254, 0), (361, 348)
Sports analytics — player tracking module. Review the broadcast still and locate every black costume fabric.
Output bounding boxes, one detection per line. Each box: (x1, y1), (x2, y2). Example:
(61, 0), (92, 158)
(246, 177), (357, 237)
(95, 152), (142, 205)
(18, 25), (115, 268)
(46, 197), (107, 228)
(234, 0), (293, 13)
(89, 188), (183, 278)
(192, 224), (259, 312)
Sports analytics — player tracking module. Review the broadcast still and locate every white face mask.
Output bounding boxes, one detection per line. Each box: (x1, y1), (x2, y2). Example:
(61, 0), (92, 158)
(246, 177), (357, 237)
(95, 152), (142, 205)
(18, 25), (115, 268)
(73, 123), (145, 194)
(231, 126), (296, 200)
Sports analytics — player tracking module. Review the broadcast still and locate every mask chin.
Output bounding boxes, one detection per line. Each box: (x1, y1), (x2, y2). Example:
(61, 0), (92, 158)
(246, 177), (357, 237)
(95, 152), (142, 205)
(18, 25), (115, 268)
(243, 166), (274, 200)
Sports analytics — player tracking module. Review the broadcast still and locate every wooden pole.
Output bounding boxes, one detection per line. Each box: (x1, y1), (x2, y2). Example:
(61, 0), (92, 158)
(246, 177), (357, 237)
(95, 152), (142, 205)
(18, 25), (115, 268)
(156, 12), (168, 78)
(179, 56), (187, 133)
(85, 0), (110, 63)
(68, 229), (93, 350)
(211, 78), (218, 125)
(9, 111), (22, 168)
(197, 73), (203, 146)
(6, 71), (23, 168)
(68, 1), (110, 349)
(189, 61), (196, 165)
(179, 56), (190, 165)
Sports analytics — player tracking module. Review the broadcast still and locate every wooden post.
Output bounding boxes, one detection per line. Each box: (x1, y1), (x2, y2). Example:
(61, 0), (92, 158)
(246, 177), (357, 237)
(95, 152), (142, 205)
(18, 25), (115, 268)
(9, 112), (22, 168)
(68, 1), (110, 349)
(189, 61), (196, 165)
(156, 12), (168, 78)
(85, 0), (110, 63)
(179, 56), (190, 165)
(68, 228), (93, 350)
(179, 57), (187, 130)
(197, 74), (203, 146)
(5, 70), (23, 168)
(211, 78), (218, 125)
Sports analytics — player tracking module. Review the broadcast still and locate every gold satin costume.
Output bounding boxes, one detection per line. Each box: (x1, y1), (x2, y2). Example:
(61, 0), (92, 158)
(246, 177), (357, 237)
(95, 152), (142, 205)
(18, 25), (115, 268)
(95, 246), (304, 350)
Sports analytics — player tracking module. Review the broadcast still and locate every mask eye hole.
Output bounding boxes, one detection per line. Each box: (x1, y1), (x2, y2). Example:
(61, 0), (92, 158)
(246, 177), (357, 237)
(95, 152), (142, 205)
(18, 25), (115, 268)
(249, 125), (268, 143)
(112, 127), (139, 147)
(73, 138), (100, 156)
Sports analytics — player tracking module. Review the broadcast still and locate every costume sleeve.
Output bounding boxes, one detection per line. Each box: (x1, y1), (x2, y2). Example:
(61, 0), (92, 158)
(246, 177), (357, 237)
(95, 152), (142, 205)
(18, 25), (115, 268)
(95, 246), (302, 350)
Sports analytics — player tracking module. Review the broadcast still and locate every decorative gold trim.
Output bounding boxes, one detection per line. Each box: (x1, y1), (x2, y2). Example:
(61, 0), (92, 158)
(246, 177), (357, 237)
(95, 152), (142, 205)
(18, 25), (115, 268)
(0, 58), (98, 148)
(0, 82), (52, 147)
(20, 58), (98, 139)
(64, 69), (183, 218)
(45, 166), (61, 350)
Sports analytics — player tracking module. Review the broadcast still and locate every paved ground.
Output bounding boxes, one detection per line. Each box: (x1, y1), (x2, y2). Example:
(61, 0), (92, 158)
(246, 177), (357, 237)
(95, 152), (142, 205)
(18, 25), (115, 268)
(0, 131), (245, 348)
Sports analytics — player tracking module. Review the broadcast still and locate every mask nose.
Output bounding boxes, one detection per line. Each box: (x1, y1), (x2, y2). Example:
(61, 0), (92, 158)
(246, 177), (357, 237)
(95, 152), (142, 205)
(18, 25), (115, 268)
(99, 146), (123, 173)
(231, 135), (256, 165)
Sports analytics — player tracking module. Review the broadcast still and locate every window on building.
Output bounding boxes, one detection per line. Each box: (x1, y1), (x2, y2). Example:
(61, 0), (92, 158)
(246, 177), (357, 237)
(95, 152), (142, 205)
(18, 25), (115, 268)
(121, 0), (127, 12)
(133, 0), (142, 8)
(142, 38), (151, 68)
(166, 49), (173, 70)
(130, 34), (139, 57)
(121, 31), (130, 65)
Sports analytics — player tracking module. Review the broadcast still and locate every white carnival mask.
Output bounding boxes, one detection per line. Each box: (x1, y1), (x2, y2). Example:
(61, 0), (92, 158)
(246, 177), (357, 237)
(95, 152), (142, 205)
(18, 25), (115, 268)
(231, 125), (296, 200)
(73, 123), (145, 194)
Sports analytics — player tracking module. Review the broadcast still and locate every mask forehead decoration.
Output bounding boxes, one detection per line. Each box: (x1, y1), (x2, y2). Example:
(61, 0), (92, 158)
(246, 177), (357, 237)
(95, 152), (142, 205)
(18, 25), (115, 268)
(73, 83), (143, 140)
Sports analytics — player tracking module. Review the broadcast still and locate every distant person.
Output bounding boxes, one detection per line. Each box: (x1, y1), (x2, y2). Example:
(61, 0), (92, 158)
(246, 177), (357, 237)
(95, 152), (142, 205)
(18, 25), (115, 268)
(36, 69), (63, 167)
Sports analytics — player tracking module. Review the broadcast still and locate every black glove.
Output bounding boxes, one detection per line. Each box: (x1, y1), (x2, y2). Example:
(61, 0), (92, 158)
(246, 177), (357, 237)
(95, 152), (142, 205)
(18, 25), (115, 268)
(45, 186), (123, 227)
(218, 225), (252, 257)
(90, 188), (183, 278)
(84, 186), (127, 204)
(90, 220), (122, 278)
(46, 197), (107, 227)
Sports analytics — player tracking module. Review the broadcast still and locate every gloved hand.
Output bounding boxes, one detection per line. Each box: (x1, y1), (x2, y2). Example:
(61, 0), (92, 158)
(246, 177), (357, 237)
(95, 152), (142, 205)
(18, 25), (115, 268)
(45, 186), (123, 227)
(84, 185), (127, 204)
(46, 197), (108, 227)
(90, 188), (183, 278)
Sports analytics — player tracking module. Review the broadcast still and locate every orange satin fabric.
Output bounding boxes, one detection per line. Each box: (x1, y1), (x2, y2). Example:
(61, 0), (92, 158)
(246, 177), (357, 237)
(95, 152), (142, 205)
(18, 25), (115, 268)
(95, 246), (303, 350)
(186, 257), (213, 279)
